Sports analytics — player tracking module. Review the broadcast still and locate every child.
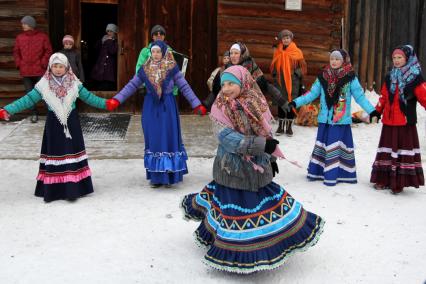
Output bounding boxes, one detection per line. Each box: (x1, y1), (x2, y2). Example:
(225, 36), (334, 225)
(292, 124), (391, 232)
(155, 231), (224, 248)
(13, 15), (52, 123)
(288, 49), (380, 186)
(203, 51), (230, 108)
(370, 45), (426, 194)
(0, 53), (117, 202)
(107, 40), (207, 188)
(270, 29), (307, 136)
(181, 65), (324, 274)
(207, 50), (230, 92)
(91, 23), (118, 91)
(204, 42), (286, 112)
(59, 35), (85, 82)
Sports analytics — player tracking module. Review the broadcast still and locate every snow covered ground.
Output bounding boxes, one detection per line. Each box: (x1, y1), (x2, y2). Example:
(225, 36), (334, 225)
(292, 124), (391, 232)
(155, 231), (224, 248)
(1, 109), (426, 284)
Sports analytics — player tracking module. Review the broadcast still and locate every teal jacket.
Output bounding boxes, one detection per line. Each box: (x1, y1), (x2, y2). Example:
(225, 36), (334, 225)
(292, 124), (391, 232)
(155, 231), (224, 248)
(4, 85), (106, 115)
(294, 77), (375, 125)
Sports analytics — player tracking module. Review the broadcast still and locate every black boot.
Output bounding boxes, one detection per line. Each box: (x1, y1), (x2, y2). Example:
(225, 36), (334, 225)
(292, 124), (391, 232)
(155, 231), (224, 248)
(30, 111), (38, 123)
(286, 119), (293, 137)
(275, 119), (285, 135)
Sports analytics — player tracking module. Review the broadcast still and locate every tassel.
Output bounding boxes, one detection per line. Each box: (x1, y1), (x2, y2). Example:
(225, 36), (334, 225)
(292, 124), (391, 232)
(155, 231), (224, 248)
(63, 125), (72, 139)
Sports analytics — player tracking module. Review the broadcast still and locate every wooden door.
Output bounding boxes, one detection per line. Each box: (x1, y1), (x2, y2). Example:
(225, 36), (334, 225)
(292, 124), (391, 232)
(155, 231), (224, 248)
(64, 0), (139, 113)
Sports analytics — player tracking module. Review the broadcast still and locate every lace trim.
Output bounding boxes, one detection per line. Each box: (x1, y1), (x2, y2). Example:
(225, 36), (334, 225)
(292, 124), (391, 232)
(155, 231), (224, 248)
(35, 78), (81, 139)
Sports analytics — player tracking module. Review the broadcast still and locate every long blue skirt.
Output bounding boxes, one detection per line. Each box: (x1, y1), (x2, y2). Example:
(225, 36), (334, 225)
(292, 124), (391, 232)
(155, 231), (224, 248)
(307, 123), (357, 186)
(142, 92), (188, 185)
(181, 181), (324, 274)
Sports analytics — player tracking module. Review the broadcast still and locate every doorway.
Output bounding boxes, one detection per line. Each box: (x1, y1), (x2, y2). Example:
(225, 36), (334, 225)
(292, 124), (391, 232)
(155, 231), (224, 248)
(81, 3), (118, 91)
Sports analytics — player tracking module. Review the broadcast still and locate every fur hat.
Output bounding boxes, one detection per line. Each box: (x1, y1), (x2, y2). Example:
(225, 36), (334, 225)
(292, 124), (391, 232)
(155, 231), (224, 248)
(150, 25), (166, 36)
(106, 23), (118, 33)
(21, 15), (36, 28)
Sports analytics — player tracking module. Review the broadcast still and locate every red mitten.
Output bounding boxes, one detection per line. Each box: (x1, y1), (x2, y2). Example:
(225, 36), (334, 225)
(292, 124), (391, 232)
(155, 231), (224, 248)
(0, 109), (10, 121)
(193, 105), (207, 116)
(106, 98), (120, 111)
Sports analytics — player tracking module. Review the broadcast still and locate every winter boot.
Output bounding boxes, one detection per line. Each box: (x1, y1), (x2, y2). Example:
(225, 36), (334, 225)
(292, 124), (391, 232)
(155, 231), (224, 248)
(286, 119), (293, 137)
(30, 111), (38, 123)
(391, 187), (403, 194)
(275, 119), (285, 135)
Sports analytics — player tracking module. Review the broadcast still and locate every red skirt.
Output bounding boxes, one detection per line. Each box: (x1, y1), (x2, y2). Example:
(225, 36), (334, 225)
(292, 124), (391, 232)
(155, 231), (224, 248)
(370, 124), (424, 189)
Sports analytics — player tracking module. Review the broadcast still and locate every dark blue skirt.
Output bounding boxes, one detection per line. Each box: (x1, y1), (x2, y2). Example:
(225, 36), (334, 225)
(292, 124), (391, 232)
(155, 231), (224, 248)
(35, 109), (93, 202)
(307, 123), (357, 186)
(181, 181), (324, 273)
(142, 92), (188, 185)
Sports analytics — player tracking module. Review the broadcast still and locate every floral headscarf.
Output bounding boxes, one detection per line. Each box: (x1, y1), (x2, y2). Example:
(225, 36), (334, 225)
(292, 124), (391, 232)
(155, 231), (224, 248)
(319, 49), (355, 110)
(389, 45), (422, 104)
(210, 65), (273, 137)
(141, 40), (177, 97)
(42, 52), (78, 98)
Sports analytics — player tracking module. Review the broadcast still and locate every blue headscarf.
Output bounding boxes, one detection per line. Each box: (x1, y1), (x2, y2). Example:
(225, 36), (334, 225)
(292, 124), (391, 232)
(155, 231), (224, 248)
(390, 45), (422, 97)
(150, 40), (168, 57)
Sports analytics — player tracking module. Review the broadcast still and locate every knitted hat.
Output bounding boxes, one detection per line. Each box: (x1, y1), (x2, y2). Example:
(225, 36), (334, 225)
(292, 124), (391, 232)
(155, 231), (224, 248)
(220, 72), (242, 87)
(150, 40), (168, 56)
(21, 15), (36, 28)
(62, 35), (74, 45)
(224, 50), (230, 57)
(278, 29), (294, 40)
(49, 53), (69, 69)
(392, 45), (412, 59)
(151, 25), (166, 36)
(106, 23), (118, 33)
(330, 49), (350, 63)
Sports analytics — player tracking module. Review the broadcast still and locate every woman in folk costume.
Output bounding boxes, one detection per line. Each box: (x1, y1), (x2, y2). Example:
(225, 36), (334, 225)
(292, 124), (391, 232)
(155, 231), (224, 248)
(204, 42), (287, 112)
(107, 40), (206, 188)
(0, 53), (115, 202)
(181, 65), (324, 274)
(270, 29), (307, 136)
(371, 45), (426, 194)
(288, 49), (380, 186)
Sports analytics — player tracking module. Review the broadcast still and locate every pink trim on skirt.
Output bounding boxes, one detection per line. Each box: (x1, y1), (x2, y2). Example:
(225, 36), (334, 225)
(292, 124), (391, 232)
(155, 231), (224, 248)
(36, 168), (92, 184)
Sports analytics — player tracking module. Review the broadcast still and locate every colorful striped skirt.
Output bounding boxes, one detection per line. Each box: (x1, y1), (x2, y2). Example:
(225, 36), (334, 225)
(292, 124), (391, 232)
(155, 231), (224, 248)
(35, 110), (94, 202)
(307, 123), (357, 186)
(370, 124), (424, 190)
(181, 181), (324, 274)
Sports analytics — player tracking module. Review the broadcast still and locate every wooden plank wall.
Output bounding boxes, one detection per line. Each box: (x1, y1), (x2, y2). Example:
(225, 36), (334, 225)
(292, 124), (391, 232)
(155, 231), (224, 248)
(0, 0), (48, 110)
(347, 0), (426, 91)
(217, 0), (344, 88)
(145, 0), (217, 111)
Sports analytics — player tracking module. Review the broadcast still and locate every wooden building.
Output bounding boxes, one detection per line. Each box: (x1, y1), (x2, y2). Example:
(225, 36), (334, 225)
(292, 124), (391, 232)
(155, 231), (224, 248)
(2, 0), (423, 114)
(345, 0), (426, 91)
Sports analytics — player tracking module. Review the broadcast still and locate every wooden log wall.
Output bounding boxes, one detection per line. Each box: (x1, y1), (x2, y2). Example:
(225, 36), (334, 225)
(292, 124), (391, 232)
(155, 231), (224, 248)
(146, 0), (217, 111)
(217, 0), (344, 89)
(0, 0), (48, 111)
(347, 0), (426, 91)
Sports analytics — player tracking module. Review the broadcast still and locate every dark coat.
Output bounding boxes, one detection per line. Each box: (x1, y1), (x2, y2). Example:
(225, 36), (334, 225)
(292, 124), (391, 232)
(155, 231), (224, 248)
(13, 30), (52, 77)
(90, 38), (118, 82)
(59, 48), (85, 82)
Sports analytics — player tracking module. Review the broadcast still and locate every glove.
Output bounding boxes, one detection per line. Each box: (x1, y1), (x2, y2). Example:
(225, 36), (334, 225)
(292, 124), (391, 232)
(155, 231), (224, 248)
(264, 138), (279, 154)
(271, 161), (279, 177)
(0, 109), (10, 121)
(369, 110), (381, 123)
(287, 101), (296, 112)
(106, 98), (120, 111)
(194, 105), (207, 116)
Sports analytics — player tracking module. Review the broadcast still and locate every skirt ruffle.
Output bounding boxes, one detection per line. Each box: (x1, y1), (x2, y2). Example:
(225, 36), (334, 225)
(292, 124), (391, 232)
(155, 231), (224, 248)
(181, 181), (324, 274)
